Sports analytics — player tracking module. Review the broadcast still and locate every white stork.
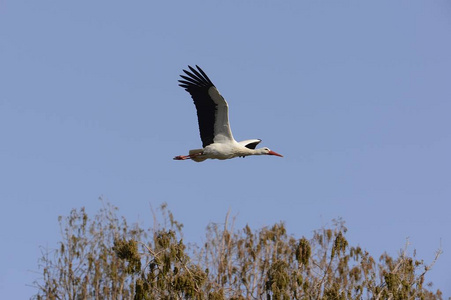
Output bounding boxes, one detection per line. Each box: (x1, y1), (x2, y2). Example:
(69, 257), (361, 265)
(174, 65), (283, 162)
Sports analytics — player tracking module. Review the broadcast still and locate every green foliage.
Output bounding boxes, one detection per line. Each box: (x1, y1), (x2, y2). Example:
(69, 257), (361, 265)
(33, 200), (146, 300)
(33, 202), (443, 300)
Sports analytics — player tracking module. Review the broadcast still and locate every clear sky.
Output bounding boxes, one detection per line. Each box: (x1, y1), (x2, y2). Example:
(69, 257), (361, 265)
(1, 1), (450, 298)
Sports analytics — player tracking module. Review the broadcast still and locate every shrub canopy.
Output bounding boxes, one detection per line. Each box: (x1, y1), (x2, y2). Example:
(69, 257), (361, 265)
(33, 201), (442, 300)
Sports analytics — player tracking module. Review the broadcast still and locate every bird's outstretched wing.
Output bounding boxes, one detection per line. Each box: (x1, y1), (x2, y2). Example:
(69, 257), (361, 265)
(178, 65), (234, 148)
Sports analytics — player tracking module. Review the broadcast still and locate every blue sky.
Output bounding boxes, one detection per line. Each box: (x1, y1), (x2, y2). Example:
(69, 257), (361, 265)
(1, 0), (450, 298)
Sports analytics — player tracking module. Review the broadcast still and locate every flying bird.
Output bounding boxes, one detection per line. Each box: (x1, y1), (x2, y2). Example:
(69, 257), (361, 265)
(174, 65), (283, 162)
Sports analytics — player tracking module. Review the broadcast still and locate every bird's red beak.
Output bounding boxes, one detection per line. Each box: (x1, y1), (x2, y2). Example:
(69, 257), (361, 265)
(268, 150), (283, 157)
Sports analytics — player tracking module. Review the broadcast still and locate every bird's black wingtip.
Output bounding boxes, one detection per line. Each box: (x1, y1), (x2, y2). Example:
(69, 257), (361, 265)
(179, 65), (214, 88)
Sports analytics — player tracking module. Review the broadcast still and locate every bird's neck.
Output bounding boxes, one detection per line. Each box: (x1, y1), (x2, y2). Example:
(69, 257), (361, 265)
(248, 148), (266, 156)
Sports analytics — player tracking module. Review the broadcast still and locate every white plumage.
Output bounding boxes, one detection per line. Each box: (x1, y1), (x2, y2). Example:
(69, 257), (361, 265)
(174, 65), (282, 162)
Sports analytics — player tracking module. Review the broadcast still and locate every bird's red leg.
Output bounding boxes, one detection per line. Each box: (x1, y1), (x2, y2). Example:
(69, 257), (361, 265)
(173, 152), (203, 161)
(173, 155), (191, 160)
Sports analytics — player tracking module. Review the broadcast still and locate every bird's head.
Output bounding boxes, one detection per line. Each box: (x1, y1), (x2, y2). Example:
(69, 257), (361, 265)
(258, 147), (283, 157)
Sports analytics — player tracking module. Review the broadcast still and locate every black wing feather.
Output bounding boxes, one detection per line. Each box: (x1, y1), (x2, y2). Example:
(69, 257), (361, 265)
(179, 65), (217, 148)
(196, 65), (215, 86)
(179, 75), (200, 85)
(244, 140), (262, 149)
(183, 69), (205, 85)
